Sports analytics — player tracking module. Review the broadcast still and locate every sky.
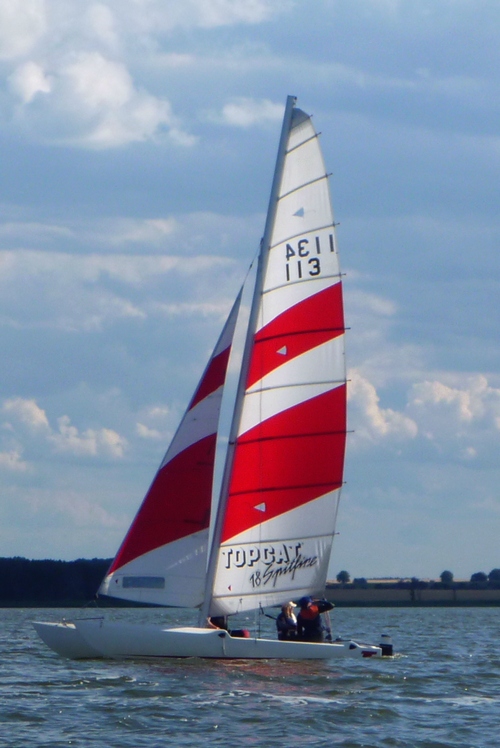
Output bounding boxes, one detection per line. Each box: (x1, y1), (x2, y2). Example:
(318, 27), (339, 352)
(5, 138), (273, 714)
(0, 0), (499, 581)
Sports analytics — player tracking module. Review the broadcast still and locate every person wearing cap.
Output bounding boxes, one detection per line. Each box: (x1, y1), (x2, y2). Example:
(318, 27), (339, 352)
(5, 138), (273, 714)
(276, 601), (297, 640)
(296, 596), (334, 642)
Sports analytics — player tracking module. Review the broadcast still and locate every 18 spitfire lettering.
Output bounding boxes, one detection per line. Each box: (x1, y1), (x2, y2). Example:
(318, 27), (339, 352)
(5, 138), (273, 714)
(221, 542), (318, 589)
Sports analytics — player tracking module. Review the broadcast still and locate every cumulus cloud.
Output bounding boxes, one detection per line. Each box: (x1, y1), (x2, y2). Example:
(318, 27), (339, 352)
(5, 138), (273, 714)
(1, 0), (289, 148)
(50, 415), (127, 457)
(407, 375), (500, 450)
(1, 397), (127, 462)
(59, 52), (178, 148)
(3, 397), (50, 431)
(347, 371), (500, 464)
(348, 369), (418, 444)
(0, 0), (46, 60)
(8, 53), (186, 149)
(8, 61), (52, 103)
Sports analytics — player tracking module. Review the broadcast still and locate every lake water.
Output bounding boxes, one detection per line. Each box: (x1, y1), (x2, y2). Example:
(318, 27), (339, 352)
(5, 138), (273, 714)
(2, 606), (499, 747)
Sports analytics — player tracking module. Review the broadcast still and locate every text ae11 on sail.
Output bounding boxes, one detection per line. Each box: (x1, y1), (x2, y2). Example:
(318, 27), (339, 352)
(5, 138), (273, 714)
(34, 96), (393, 661)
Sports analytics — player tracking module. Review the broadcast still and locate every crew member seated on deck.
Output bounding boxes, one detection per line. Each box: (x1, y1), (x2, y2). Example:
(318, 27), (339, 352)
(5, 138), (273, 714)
(296, 597), (334, 643)
(276, 602), (297, 640)
(207, 616), (250, 638)
(207, 616), (228, 631)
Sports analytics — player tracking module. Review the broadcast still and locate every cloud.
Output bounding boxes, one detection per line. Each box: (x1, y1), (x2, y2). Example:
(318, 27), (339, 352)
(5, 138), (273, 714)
(407, 375), (500, 448)
(100, 218), (178, 246)
(0, 221), (72, 242)
(0, 0), (46, 60)
(8, 61), (52, 103)
(153, 0), (281, 28)
(136, 423), (163, 440)
(8, 51), (184, 149)
(85, 3), (119, 49)
(50, 415), (127, 457)
(347, 370), (500, 466)
(0, 450), (29, 472)
(216, 97), (284, 127)
(2, 397), (127, 461)
(0, 247), (236, 332)
(58, 52), (180, 148)
(3, 397), (50, 431)
(1, 0), (290, 149)
(348, 369), (418, 445)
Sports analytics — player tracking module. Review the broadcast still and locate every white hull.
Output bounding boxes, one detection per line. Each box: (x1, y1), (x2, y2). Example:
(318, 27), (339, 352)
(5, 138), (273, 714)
(33, 619), (105, 659)
(34, 619), (382, 660)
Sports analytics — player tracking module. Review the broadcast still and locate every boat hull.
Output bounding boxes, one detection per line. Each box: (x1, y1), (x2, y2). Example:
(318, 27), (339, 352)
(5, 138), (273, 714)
(33, 619), (104, 659)
(33, 619), (382, 660)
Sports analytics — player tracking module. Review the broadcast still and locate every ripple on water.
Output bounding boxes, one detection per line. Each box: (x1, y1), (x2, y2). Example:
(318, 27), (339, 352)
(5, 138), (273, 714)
(2, 607), (500, 747)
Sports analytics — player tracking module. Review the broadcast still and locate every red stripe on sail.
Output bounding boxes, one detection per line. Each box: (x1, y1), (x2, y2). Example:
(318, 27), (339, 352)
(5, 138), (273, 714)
(221, 384), (346, 542)
(109, 434), (216, 572)
(247, 282), (344, 388)
(189, 346), (231, 410)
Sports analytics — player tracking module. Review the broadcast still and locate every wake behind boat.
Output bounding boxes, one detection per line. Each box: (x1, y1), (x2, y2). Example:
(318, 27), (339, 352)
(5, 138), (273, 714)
(34, 96), (391, 661)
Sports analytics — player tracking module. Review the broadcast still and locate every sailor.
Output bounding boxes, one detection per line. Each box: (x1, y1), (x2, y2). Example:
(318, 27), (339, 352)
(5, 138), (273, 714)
(207, 616), (228, 631)
(206, 616), (250, 638)
(276, 601), (297, 640)
(296, 596), (334, 642)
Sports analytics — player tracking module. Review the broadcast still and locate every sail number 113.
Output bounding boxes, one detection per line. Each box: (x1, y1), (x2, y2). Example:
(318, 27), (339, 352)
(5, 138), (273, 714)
(285, 233), (334, 282)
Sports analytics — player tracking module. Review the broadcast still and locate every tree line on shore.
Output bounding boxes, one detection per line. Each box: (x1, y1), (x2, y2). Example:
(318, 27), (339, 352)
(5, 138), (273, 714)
(1, 557), (499, 606)
(0, 557), (112, 606)
(332, 569), (500, 588)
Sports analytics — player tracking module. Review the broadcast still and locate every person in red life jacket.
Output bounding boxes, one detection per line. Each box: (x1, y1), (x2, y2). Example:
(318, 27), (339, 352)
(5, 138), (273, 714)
(276, 601), (297, 640)
(296, 596), (334, 642)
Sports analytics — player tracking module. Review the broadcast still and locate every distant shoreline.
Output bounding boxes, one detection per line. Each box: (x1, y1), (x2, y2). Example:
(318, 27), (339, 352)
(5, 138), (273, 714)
(3, 589), (500, 609)
(2, 557), (500, 607)
(324, 582), (500, 607)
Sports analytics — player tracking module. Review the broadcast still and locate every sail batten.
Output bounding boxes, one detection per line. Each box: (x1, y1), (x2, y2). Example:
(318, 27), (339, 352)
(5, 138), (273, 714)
(278, 173), (330, 201)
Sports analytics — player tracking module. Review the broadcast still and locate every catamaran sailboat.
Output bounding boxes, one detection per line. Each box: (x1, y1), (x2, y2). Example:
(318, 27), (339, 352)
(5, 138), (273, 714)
(34, 96), (387, 660)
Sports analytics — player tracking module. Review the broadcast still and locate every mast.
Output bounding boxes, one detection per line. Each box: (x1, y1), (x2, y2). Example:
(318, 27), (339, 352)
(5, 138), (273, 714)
(199, 95), (297, 625)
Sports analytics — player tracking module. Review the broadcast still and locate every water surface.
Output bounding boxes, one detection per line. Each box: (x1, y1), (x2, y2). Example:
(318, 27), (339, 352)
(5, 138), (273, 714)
(2, 607), (499, 747)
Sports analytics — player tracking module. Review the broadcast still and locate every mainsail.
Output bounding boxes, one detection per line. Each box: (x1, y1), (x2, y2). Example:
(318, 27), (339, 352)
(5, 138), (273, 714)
(207, 97), (346, 616)
(99, 291), (242, 607)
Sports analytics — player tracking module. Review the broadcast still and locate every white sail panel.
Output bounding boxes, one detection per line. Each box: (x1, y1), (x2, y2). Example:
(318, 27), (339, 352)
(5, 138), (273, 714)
(157, 391), (225, 466)
(240, 344), (345, 434)
(259, 272), (338, 327)
(286, 113), (317, 152)
(99, 531), (207, 607)
(271, 179), (333, 246)
(247, 335), (345, 392)
(280, 136), (326, 197)
(211, 493), (339, 615)
(265, 229), (339, 296)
